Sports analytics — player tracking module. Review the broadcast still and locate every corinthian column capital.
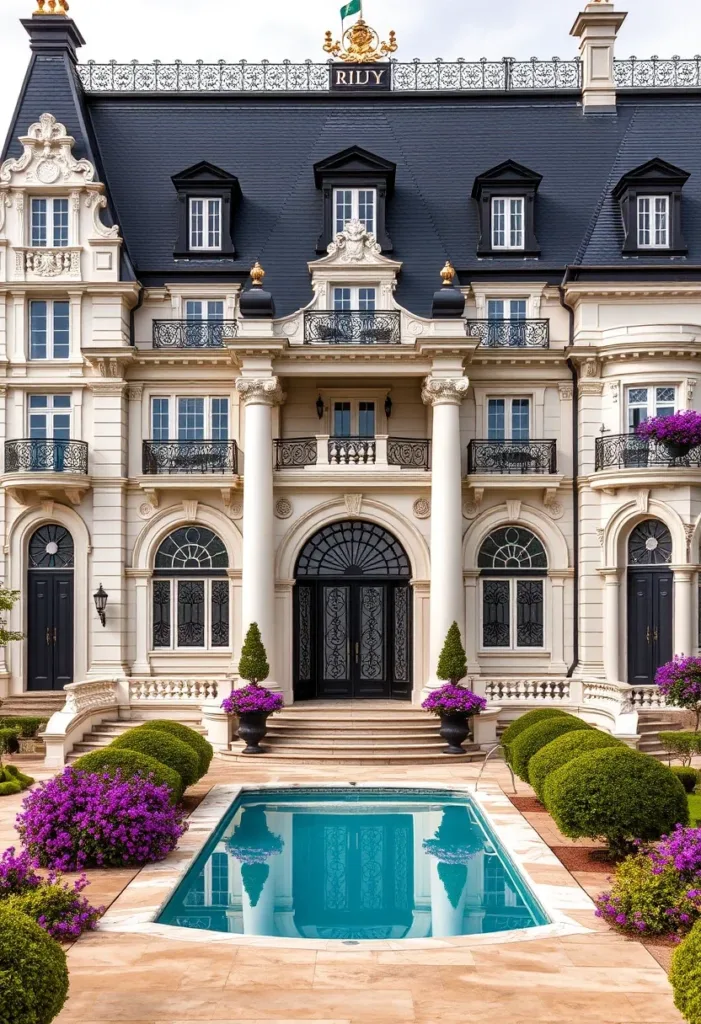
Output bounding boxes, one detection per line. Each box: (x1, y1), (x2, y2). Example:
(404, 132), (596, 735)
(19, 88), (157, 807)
(421, 376), (469, 406)
(235, 377), (284, 406)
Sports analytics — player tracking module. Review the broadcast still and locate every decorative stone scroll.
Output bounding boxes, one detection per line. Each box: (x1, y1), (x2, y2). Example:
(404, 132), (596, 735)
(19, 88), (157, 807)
(0, 114), (95, 187)
(421, 377), (470, 406)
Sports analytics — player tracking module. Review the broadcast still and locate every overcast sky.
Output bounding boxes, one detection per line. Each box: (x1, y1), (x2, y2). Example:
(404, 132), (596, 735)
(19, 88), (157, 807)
(0, 0), (699, 142)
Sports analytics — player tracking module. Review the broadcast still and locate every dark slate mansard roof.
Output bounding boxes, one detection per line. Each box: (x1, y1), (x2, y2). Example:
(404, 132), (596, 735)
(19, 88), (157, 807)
(4, 23), (701, 316)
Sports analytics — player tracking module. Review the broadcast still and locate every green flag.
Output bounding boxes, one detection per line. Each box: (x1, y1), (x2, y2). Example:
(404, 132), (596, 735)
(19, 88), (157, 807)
(340, 0), (362, 22)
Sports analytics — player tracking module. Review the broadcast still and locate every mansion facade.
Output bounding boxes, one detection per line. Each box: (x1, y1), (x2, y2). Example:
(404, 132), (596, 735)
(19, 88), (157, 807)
(0, 0), (699, 743)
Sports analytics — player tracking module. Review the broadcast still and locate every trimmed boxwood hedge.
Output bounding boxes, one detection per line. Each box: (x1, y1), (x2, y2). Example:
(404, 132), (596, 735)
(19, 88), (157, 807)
(528, 729), (623, 802)
(501, 709), (572, 762)
(671, 919), (701, 1024)
(139, 721), (213, 779)
(72, 747), (184, 802)
(671, 765), (699, 794)
(0, 906), (68, 1024)
(110, 728), (199, 790)
(544, 746), (689, 855)
(510, 717), (591, 782)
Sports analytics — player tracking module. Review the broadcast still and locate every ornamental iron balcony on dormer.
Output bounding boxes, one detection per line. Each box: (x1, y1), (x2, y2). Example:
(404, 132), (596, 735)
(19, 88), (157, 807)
(152, 320), (238, 349)
(465, 319), (550, 349)
(304, 311), (401, 345)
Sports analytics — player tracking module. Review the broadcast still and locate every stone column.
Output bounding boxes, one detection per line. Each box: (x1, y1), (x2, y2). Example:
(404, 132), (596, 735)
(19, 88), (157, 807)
(129, 570), (152, 677)
(236, 377), (283, 691)
(422, 376), (469, 688)
(549, 571), (569, 674)
(599, 568), (621, 683)
(673, 568), (695, 657)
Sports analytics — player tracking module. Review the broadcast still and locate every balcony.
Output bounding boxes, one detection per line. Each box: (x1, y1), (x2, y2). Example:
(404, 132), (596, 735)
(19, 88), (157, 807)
(593, 433), (701, 493)
(465, 319), (550, 349)
(3, 439), (90, 505)
(273, 436), (431, 471)
(304, 311), (401, 345)
(152, 320), (238, 349)
(468, 440), (557, 475)
(142, 440), (240, 475)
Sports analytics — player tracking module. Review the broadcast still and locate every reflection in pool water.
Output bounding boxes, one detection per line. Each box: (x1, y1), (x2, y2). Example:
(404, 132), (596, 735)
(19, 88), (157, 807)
(158, 789), (548, 940)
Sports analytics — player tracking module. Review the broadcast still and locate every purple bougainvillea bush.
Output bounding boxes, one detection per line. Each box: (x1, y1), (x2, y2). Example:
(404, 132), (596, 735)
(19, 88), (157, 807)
(422, 684), (487, 717)
(221, 684), (284, 717)
(16, 767), (187, 872)
(656, 656), (701, 731)
(636, 410), (701, 448)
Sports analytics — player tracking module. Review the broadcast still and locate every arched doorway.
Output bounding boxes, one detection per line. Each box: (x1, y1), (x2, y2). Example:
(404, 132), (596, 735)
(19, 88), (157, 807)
(27, 524), (74, 691)
(627, 519), (673, 685)
(294, 520), (412, 701)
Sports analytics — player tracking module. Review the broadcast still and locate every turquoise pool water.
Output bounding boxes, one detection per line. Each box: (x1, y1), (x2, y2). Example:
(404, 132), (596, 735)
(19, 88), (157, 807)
(158, 788), (548, 940)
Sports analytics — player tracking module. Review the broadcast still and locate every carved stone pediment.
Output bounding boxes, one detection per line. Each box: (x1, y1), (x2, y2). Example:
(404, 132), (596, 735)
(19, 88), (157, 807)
(312, 219), (401, 270)
(0, 114), (96, 188)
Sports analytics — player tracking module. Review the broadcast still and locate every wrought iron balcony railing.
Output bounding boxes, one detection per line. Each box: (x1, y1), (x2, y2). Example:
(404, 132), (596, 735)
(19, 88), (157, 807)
(142, 440), (240, 475)
(304, 311), (401, 345)
(465, 319), (550, 349)
(328, 437), (376, 465)
(387, 438), (431, 470)
(274, 438), (318, 469)
(467, 440), (557, 475)
(5, 439), (88, 475)
(152, 320), (238, 349)
(595, 433), (701, 471)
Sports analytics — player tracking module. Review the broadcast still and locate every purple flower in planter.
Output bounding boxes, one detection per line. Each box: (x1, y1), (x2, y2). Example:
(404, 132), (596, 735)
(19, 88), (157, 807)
(422, 684), (487, 717)
(221, 684), (284, 717)
(636, 410), (701, 447)
(655, 657), (701, 730)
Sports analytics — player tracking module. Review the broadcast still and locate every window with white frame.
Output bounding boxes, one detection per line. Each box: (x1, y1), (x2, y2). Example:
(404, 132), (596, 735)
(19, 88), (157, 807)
(627, 386), (676, 431)
(487, 398), (531, 441)
(491, 197), (525, 249)
(152, 527), (230, 651)
(28, 394), (71, 439)
(333, 286), (376, 311)
(637, 196), (669, 248)
(332, 400), (376, 438)
(333, 188), (377, 236)
(185, 300), (224, 320)
(30, 198), (69, 248)
(479, 527), (547, 650)
(29, 300), (69, 359)
(150, 396), (229, 440)
(487, 299), (527, 321)
(189, 198), (222, 250)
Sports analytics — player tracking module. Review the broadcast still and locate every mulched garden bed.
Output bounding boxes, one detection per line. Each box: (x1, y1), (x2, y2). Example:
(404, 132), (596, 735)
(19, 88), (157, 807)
(550, 845), (616, 874)
(508, 796), (546, 813)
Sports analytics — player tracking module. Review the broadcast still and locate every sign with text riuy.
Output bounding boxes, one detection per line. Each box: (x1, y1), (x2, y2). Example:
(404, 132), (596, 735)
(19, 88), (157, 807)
(330, 62), (392, 91)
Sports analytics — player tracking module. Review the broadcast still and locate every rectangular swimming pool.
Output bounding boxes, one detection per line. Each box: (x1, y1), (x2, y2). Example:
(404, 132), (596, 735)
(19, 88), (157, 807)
(157, 787), (549, 940)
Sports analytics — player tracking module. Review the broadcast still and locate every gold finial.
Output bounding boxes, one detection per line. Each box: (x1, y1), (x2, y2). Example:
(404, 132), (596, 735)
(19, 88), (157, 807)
(323, 18), (398, 64)
(440, 261), (456, 286)
(36, 0), (69, 13)
(250, 261), (265, 287)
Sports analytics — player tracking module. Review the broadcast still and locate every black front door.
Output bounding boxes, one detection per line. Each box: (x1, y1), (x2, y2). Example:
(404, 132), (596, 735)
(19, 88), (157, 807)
(627, 569), (673, 685)
(27, 571), (74, 691)
(294, 581), (411, 700)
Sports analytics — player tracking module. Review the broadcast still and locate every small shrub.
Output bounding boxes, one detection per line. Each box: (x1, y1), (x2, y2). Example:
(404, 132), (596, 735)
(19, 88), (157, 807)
(671, 919), (701, 1024)
(0, 716), (47, 738)
(0, 906), (68, 1024)
(510, 717), (590, 782)
(672, 766), (700, 794)
(501, 709), (572, 762)
(528, 729), (623, 802)
(595, 852), (701, 937)
(4, 763), (35, 788)
(2, 879), (103, 942)
(16, 767), (187, 871)
(111, 728), (199, 790)
(545, 747), (689, 856)
(436, 622), (468, 683)
(0, 726), (19, 758)
(660, 731), (701, 766)
(0, 779), (21, 796)
(139, 721), (213, 779)
(72, 747), (183, 803)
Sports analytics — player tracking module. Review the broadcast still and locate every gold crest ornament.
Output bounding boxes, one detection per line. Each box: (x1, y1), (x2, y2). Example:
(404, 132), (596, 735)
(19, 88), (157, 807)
(324, 19), (398, 64)
(35, 0), (70, 13)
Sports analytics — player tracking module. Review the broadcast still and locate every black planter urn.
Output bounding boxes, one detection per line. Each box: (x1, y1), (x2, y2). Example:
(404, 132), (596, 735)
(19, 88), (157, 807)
(439, 713), (471, 755)
(663, 440), (695, 461)
(238, 711), (270, 755)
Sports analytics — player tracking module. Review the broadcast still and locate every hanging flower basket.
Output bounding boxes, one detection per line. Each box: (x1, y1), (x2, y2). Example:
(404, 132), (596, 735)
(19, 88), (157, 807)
(221, 684), (284, 754)
(422, 684), (487, 755)
(636, 411), (701, 459)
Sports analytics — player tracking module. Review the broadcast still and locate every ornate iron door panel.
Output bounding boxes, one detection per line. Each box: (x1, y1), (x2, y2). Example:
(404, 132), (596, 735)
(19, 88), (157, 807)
(321, 585), (351, 697)
(357, 586), (386, 697)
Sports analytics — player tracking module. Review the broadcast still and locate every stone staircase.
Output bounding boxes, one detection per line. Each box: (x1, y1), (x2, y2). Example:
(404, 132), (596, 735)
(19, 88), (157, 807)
(636, 710), (686, 760)
(66, 717), (205, 763)
(223, 701), (484, 765)
(0, 692), (67, 718)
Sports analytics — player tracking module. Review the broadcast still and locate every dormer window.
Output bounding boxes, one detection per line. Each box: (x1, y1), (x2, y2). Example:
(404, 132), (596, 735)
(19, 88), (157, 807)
(31, 198), (69, 248)
(637, 195), (669, 249)
(171, 162), (241, 259)
(333, 286), (376, 311)
(189, 198), (222, 251)
(613, 159), (689, 257)
(314, 146), (395, 253)
(472, 161), (542, 258)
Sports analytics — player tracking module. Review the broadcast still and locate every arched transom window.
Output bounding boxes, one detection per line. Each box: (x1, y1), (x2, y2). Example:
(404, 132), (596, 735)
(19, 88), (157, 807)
(153, 527), (230, 650)
(627, 520), (673, 566)
(296, 521), (411, 578)
(479, 527), (548, 651)
(29, 524), (74, 569)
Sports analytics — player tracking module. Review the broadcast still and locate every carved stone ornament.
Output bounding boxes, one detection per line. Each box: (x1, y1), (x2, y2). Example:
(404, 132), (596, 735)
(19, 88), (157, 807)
(610, 381), (620, 404)
(235, 377), (284, 406)
(545, 501), (565, 521)
(687, 378), (698, 403)
(462, 502), (480, 520)
(138, 502), (156, 520)
(596, 527), (605, 548)
(182, 500), (199, 521)
(344, 494), (363, 517)
(412, 498), (431, 520)
(582, 358), (599, 378)
(85, 191), (120, 239)
(421, 377), (470, 406)
(0, 192), (10, 233)
(227, 500), (243, 521)
(558, 383), (574, 401)
(0, 114), (96, 187)
(275, 498), (293, 519)
(506, 500), (522, 521)
(24, 250), (80, 278)
(326, 219), (382, 263)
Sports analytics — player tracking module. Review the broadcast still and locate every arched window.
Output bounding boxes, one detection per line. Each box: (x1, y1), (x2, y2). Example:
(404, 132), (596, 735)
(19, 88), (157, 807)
(152, 527), (229, 651)
(478, 527), (548, 650)
(627, 520), (672, 566)
(296, 521), (410, 578)
(29, 524), (74, 569)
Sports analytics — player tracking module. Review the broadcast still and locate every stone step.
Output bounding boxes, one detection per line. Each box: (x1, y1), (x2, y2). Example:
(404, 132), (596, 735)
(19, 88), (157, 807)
(1, 693), (65, 717)
(266, 725), (441, 740)
(221, 747), (483, 765)
(261, 738), (448, 753)
(273, 712), (429, 724)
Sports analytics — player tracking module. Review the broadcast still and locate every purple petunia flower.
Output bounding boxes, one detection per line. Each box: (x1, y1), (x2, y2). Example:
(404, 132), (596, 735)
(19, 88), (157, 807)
(421, 684), (487, 717)
(221, 684), (284, 717)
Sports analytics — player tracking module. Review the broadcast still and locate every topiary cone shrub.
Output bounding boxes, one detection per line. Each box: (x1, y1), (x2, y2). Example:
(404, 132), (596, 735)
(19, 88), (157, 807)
(0, 906), (68, 1024)
(500, 708), (572, 764)
(436, 622), (467, 684)
(239, 622), (270, 686)
(544, 746), (689, 858)
(671, 918), (701, 1024)
(111, 727), (200, 790)
(510, 716), (590, 783)
(528, 729), (623, 803)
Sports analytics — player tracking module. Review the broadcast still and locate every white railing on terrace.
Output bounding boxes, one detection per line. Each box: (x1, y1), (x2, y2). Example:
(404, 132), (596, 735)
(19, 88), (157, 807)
(129, 678), (220, 703)
(483, 678), (571, 703)
(75, 57), (701, 94)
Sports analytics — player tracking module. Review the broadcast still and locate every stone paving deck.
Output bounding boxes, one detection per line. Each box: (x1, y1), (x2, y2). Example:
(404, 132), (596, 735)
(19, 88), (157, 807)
(0, 755), (685, 1024)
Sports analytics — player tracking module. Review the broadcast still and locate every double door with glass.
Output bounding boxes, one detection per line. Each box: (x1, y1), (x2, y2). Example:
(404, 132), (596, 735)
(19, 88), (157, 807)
(151, 396), (229, 473)
(28, 395), (71, 471)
